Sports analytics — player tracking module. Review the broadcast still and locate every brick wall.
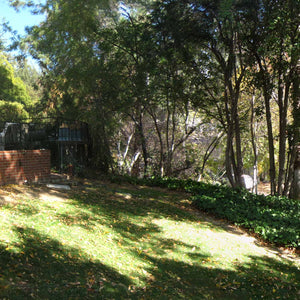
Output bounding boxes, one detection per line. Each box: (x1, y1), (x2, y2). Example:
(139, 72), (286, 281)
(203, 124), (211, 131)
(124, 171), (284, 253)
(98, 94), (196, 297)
(0, 150), (50, 185)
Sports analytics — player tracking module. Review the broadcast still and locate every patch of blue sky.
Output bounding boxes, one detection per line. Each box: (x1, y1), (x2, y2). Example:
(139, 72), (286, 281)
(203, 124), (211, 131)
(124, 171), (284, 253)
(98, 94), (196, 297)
(0, 0), (45, 68)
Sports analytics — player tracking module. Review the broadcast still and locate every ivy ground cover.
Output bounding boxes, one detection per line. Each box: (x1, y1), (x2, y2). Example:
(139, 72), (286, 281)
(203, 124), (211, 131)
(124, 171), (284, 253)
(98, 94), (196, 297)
(0, 181), (299, 299)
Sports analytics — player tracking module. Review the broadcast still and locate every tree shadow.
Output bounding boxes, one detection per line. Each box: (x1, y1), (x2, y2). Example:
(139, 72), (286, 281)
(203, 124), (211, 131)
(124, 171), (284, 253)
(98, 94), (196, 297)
(0, 192), (299, 299)
(0, 184), (69, 208)
(7, 184), (70, 201)
(0, 226), (132, 299)
(72, 185), (195, 220)
(68, 184), (225, 229)
(0, 181), (243, 238)
(129, 253), (300, 299)
(1, 225), (298, 299)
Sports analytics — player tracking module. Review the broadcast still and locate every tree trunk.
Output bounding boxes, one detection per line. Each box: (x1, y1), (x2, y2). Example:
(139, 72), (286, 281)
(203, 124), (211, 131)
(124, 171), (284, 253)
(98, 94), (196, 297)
(293, 145), (300, 200)
(264, 89), (277, 194)
(130, 103), (149, 178)
(223, 81), (236, 187)
(147, 108), (164, 177)
(91, 109), (113, 173)
(250, 95), (258, 193)
(225, 127), (235, 187)
(277, 71), (291, 194)
(254, 55), (277, 194)
(137, 115), (149, 177)
(234, 108), (244, 186)
(288, 65), (300, 199)
(284, 143), (297, 197)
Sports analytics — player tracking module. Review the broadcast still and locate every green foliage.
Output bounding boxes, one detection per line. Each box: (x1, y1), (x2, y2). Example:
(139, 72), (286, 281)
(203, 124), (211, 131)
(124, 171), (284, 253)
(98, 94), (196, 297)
(0, 53), (31, 107)
(0, 100), (29, 121)
(19, 0), (299, 189)
(14, 61), (42, 105)
(110, 175), (300, 248)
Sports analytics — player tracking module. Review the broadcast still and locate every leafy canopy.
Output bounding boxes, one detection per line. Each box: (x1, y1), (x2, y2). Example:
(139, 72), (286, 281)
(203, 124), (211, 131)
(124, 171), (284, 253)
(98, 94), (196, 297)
(0, 53), (31, 108)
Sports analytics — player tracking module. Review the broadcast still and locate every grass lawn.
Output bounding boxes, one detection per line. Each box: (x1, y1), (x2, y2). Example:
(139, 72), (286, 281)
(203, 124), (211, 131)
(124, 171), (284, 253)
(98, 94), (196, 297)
(0, 180), (299, 299)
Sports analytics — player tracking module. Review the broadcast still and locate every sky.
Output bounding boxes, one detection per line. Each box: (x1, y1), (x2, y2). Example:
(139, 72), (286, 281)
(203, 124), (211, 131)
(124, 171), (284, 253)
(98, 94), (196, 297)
(0, 0), (44, 39)
(0, 0), (45, 67)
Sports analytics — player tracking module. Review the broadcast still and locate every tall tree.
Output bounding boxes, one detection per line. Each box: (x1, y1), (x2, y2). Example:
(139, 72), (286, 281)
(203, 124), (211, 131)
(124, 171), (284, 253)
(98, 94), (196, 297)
(151, 0), (252, 187)
(243, 0), (299, 195)
(22, 0), (119, 172)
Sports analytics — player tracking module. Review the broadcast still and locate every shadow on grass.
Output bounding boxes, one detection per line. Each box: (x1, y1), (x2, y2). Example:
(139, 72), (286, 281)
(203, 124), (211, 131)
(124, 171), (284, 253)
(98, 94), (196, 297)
(0, 185), (69, 203)
(0, 226), (132, 299)
(0, 183), (299, 299)
(131, 253), (300, 299)
(0, 226), (299, 300)
(67, 186), (224, 228)
(0, 183), (240, 236)
(73, 185), (195, 219)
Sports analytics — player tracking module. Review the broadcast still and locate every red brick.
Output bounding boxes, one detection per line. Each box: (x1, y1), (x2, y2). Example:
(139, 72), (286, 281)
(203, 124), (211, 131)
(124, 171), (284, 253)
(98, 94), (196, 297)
(0, 150), (50, 185)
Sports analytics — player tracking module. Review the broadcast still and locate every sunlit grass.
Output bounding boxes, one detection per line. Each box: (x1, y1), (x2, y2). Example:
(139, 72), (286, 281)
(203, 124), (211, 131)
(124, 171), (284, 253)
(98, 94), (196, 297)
(0, 183), (299, 299)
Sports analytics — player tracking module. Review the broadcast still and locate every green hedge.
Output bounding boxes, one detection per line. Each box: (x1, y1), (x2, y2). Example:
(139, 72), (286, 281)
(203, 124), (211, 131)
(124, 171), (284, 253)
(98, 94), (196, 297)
(109, 175), (300, 248)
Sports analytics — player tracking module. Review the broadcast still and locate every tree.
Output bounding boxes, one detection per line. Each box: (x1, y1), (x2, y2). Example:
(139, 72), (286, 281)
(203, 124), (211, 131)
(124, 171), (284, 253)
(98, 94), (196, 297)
(0, 52), (31, 108)
(151, 0), (253, 187)
(18, 0), (298, 196)
(150, 0), (299, 194)
(0, 100), (29, 122)
(21, 0), (119, 172)
(243, 0), (299, 195)
(23, 0), (202, 176)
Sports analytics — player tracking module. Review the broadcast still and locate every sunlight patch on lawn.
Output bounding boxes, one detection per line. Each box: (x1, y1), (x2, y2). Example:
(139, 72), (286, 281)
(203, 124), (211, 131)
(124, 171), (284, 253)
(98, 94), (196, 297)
(151, 218), (285, 271)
